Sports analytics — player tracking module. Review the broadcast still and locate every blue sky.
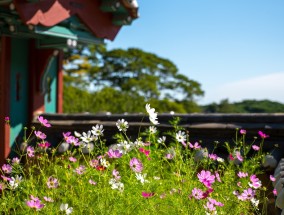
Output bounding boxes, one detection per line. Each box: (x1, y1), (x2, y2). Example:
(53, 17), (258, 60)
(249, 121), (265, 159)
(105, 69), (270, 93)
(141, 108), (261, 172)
(106, 0), (284, 105)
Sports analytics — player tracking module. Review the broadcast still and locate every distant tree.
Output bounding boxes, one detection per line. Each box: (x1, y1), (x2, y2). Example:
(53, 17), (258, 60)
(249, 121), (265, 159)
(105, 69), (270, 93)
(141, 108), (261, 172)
(202, 99), (284, 113)
(234, 99), (284, 113)
(63, 45), (204, 113)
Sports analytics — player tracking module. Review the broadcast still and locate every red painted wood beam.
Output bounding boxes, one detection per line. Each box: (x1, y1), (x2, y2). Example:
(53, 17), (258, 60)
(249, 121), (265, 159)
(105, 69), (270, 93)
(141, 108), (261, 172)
(0, 36), (11, 164)
(14, 0), (122, 40)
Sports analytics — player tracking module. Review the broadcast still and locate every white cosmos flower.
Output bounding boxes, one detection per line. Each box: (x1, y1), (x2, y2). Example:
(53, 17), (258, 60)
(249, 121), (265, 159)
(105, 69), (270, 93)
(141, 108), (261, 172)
(145, 104), (159, 125)
(149, 126), (157, 134)
(60, 203), (73, 214)
(158, 136), (166, 144)
(80, 131), (97, 143)
(91, 124), (104, 136)
(116, 119), (129, 132)
(109, 179), (124, 192)
(135, 173), (149, 184)
(176, 131), (186, 143)
(251, 198), (260, 207)
(9, 175), (22, 189)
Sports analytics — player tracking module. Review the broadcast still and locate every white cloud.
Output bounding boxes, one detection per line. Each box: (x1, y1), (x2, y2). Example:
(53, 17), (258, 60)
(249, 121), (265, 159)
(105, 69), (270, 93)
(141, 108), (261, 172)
(200, 72), (284, 104)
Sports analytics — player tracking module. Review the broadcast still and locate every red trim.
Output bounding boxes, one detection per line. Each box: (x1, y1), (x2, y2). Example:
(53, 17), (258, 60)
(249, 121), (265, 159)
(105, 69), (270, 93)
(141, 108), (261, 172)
(14, 0), (121, 40)
(0, 36), (11, 164)
(29, 41), (56, 116)
(57, 50), (63, 113)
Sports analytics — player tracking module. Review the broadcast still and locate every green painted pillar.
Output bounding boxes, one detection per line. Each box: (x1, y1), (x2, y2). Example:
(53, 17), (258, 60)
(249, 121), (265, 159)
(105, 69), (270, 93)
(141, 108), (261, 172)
(9, 38), (29, 147)
(43, 56), (58, 113)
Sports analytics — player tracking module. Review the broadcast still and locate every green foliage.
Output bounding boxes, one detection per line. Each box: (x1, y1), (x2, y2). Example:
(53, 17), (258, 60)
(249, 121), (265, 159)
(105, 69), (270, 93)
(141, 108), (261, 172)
(0, 113), (270, 214)
(203, 99), (284, 113)
(63, 45), (204, 113)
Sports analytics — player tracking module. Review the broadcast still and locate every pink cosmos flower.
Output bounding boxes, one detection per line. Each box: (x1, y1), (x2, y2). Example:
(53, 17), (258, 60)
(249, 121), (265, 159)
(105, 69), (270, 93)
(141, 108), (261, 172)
(189, 142), (201, 149)
(67, 136), (80, 146)
(208, 154), (218, 160)
(2, 164), (12, 174)
(197, 170), (215, 188)
(47, 176), (59, 189)
(38, 116), (51, 127)
(107, 149), (122, 158)
(12, 157), (20, 165)
(235, 151), (243, 162)
(249, 174), (262, 189)
(130, 158), (143, 173)
(75, 165), (86, 175)
(204, 202), (216, 212)
(43, 196), (54, 202)
(190, 188), (204, 200)
(233, 190), (240, 196)
(1, 175), (11, 181)
(112, 169), (121, 180)
(215, 172), (221, 182)
(27, 146), (35, 157)
(240, 188), (255, 200)
(208, 197), (224, 207)
(237, 172), (248, 178)
(165, 153), (174, 159)
(38, 142), (51, 149)
(273, 189), (277, 196)
(258, 131), (269, 139)
(26, 199), (44, 210)
(34, 131), (46, 140)
(270, 175), (276, 182)
(142, 192), (155, 198)
(237, 182), (242, 187)
(69, 157), (77, 162)
(89, 179), (97, 185)
(63, 132), (71, 142)
(252, 145), (260, 151)
(240, 129), (246, 135)
(89, 159), (99, 168)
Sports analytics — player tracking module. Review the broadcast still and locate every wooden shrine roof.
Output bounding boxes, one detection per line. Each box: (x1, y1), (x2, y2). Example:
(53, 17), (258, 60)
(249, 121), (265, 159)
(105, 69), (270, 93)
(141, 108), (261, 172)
(0, 0), (139, 45)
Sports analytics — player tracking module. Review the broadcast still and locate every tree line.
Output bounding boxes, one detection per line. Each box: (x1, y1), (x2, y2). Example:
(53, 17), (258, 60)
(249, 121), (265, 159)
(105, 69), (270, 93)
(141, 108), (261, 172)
(63, 45), (284, 114)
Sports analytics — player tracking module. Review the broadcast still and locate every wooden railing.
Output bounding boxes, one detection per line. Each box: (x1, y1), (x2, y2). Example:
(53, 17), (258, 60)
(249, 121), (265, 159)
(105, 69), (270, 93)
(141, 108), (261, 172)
(33, 113), (284, 153)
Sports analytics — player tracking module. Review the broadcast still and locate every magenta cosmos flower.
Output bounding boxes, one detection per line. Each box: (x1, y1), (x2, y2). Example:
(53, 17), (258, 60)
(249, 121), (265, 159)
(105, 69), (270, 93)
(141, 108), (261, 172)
(252, 145), (260, 151)
(38, 116), (51, 128)
(130, 158), (143, 173)
(258, 131), (269, 139)
(240, 129), (246, 135)
(142, 191), (155, 198)
(197, 170), (215, 188)
(139, 148), (150, 157)
(38, 142), (51, 149)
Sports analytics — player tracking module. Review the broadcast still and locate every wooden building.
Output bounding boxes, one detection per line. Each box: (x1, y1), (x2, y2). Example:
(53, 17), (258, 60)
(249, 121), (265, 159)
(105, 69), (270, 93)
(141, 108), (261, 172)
(0, 0), (138, 163)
